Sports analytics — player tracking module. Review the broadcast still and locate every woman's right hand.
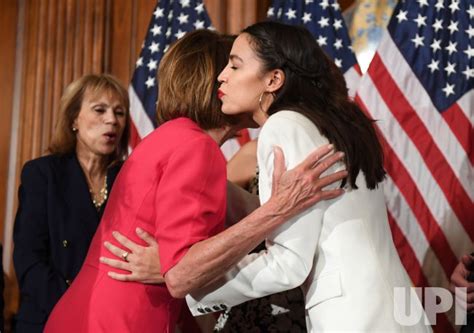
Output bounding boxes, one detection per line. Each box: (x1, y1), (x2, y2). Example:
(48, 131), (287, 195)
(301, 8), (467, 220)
(270, 143), (347, 217)
(100, 227), (165, 284)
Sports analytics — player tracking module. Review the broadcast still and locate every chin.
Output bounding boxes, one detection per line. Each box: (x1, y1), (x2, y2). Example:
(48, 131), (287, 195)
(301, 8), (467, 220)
(221, 106), (238, 115)
(98, 148), (117, 157)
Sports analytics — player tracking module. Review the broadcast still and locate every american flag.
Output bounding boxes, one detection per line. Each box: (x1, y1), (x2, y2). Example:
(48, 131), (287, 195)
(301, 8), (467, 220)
(355, 1), (473, 331)
(128, 0), (213, 149)
(267, 0), (362, 97)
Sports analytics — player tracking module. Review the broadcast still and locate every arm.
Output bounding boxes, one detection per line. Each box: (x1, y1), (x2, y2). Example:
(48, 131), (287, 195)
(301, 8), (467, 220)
(226, 139), (258, 189)
(13, 161), (69, 315)
(165, 143), (346, 298)
(100, 144), (346, 294)
(186, 114), (344, 312)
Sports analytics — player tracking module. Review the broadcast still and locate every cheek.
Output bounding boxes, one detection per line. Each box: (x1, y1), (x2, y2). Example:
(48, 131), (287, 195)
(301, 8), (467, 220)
(117, 117), (125, 126)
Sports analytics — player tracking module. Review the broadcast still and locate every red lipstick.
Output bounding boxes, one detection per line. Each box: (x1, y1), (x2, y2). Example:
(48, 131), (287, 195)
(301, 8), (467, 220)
(217, 89), (225, 99)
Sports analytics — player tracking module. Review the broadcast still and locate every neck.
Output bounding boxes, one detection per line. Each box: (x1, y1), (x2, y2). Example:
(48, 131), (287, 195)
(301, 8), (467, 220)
(75, 148), (108, 182)
(253, 110), (268, 127)
(206, 126), (235, 147)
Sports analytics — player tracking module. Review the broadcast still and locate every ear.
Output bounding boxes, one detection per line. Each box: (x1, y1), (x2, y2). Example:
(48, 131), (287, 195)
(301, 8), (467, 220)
(265, 69), (285, 93)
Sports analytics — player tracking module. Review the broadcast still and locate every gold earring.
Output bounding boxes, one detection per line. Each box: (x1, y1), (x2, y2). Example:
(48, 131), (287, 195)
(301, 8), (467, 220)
(258, 92), (275, 113)
(258, 92), (266, 113)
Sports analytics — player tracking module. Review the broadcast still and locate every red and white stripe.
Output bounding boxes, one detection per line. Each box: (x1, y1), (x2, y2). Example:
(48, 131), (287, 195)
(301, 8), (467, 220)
(356, 31), (473, 332)
(128, 86), (154, 149)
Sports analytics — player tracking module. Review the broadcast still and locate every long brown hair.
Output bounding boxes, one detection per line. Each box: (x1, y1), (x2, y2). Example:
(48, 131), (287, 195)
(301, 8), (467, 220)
(48, 74), (130, 163)
(243, 22), (385, 189)
(156, 30), (237, 130)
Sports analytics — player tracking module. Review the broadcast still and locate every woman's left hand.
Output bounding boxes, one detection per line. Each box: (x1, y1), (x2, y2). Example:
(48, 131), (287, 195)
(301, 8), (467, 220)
(100, 227), (164, 284)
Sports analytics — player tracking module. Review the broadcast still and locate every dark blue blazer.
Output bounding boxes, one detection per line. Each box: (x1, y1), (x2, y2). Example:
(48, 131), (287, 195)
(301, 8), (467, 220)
(13, 153), (121, 332)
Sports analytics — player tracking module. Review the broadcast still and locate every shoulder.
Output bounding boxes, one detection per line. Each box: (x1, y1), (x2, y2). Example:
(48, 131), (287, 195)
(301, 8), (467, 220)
(257, 110), (335, 172)
(175, 133), (223, 166)
(259, 110), (327, 149)
(139, 118), (216, 151)
(227, 140), (258, 187)
(21, 154), (64, 175)
(235, 139), (257, 156)
(227, 139), (257, 168)
(152, 120), (225, 168)
(21, 153), (77, 183)
(260, 110), (321, 141)
(166, 118), (222, 155)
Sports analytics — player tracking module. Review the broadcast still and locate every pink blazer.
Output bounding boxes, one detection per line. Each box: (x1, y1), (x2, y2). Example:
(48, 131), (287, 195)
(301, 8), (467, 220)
(45, 117), (227, 333)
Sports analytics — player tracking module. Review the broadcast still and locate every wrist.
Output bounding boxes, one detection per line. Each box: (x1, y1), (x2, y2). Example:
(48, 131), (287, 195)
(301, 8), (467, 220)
(261, 197), (291, 222)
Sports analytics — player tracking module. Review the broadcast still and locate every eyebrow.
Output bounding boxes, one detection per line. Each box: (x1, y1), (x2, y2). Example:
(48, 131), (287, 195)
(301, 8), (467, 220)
(90, 102), (108, 107)
(90, 102), (123, 109)
(229, 54), (243, 63)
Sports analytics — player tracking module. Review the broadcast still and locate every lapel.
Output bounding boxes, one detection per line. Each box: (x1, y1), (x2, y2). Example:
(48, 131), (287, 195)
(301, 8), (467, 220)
(98, 160), (123, 217)
(61, 154), (100, 237)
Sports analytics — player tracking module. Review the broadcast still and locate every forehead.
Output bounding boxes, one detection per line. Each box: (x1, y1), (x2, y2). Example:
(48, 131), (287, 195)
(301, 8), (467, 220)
(231, 34), (258, 60)
(83, 87), (123, 105)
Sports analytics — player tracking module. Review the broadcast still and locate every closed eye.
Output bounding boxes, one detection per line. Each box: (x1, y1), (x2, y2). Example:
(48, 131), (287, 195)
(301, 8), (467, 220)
(114, 109), (125, 116)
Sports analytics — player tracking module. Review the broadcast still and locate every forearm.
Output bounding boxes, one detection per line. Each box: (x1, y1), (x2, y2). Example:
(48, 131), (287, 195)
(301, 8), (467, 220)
(164, 197), (289, 298)
(165, 144), (347, 298)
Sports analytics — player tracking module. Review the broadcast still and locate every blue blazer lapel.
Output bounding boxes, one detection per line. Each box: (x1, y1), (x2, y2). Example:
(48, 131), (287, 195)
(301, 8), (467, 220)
(61, 154), (100, 237)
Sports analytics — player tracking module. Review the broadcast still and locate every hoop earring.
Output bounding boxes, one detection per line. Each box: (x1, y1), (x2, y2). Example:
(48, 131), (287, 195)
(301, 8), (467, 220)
(258, 93), (265, 113)
(258, 92), (276, 113)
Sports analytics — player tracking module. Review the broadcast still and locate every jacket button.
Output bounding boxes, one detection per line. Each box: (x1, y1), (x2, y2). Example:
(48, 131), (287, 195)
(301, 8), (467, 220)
(62, 240), (69, 248)
(204, 307), (212, 313)
(212, 305), (220, 311)
(197, 308), (205, 314)
(220, 304), (227, 310)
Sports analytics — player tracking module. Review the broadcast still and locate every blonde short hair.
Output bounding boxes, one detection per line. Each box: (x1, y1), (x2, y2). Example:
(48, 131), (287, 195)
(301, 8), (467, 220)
(48, 74), (130, 162)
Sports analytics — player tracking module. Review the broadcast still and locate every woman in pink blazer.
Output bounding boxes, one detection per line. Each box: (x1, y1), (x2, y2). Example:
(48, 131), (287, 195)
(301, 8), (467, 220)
(45, 29), (346, 333)
(43, 29), (232, 333)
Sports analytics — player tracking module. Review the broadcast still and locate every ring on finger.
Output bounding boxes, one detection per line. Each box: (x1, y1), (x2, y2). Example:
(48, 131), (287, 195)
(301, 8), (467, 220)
(122, 251), (130, 262)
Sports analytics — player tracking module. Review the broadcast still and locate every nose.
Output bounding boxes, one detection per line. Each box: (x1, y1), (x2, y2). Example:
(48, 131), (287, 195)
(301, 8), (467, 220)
(104, 109), (118, 125)
(217, 67), (228, 83)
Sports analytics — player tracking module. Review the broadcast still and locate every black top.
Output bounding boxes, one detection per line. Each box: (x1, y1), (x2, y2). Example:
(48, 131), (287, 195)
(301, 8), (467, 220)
(13, 153), (121, 332)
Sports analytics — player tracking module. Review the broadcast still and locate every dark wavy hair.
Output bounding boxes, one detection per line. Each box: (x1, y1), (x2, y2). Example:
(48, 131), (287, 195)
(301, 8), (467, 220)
(242, 21), (385, 189)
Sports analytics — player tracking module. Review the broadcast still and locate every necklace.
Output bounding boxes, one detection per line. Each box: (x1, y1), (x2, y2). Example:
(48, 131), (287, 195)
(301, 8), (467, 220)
(90, 175), (108, 210)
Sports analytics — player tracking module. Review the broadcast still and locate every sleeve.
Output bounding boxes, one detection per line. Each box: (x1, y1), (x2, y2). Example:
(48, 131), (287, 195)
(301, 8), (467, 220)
(13, 161), (69, 318)
(186, 112), (345, 315)
(155, 136), (227, 275)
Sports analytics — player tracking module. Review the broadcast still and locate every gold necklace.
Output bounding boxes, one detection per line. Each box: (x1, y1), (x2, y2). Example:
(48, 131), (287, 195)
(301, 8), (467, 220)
(90, 175), (108, 210)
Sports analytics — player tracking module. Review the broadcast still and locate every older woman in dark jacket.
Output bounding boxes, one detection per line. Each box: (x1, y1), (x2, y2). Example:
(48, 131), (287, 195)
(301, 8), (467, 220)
(13, 74), (130, 332)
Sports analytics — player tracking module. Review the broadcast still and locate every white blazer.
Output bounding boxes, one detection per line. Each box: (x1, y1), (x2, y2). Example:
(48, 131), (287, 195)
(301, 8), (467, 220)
(187, 111), (431, 332)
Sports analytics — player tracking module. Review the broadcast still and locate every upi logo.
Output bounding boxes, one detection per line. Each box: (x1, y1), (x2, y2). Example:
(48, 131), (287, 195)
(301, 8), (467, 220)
(394, 287), (467, 325)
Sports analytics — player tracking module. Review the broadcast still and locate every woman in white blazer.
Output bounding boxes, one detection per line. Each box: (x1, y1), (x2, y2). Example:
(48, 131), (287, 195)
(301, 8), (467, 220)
(185, 22), (431, 332)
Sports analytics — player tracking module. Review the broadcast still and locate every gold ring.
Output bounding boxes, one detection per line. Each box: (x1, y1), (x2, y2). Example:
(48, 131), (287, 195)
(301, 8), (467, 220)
(122, 251), (130, 262)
